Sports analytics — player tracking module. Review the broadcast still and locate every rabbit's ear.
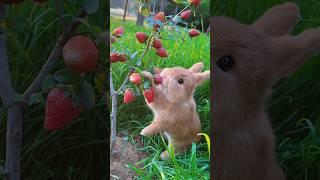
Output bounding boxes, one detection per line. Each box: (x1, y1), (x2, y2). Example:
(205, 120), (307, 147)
(194, 70), (210, 85)
(189, 62), (204, 73)
(270, 28), (320, 80)
(252, 2), (300, 36)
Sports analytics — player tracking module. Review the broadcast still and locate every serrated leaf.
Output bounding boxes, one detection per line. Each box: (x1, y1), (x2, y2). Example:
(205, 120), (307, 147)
(42, 75), (56, 91)
(54, 69), (82, 85)
(77, 80), (95, 110)
(84, 0), (99, 14)
(28, 93), (44, 106)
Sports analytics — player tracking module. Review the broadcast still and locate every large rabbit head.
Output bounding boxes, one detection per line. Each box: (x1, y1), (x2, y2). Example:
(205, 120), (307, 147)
(158, 62), (210, 103)
(212, 3), (320, 129)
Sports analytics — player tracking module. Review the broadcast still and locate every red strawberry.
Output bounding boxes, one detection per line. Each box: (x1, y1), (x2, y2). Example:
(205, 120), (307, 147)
(3, 0), (23, 4)
(154, 12), (165, 22)
(153, 38), (162, 49)
(63, 35), (99, 73)
(180, 10), (192, 20)
(112, 26), (124, 37)
(124, 89), (135, 104)
(144, 88), (154, 103)
(130, 73), (142, 85)
(154, 74), (163, 84)
(45, 88), (82, 131)
(136, 32), (148, 43)
(110, 53), (126, 63)
(110, 36), (116, 44)
(188, 0), (201, 6)
(188, 29), (200, 37)
(157, 48), (168, 57)
(154, 12), (165, 29)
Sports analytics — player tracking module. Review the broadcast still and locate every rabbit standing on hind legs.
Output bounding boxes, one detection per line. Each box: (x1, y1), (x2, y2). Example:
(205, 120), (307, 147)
(212, 2), (320, 180)
(140, 62), (210, 160)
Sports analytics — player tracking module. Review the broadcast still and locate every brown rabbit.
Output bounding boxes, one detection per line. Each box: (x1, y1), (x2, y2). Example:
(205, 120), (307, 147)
(140, 62), (210, 160)
(212, 2), (320, 180)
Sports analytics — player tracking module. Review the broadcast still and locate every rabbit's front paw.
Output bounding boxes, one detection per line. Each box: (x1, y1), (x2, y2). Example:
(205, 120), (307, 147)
(141, 71), (153, 79)
(140, 127), (154, 137)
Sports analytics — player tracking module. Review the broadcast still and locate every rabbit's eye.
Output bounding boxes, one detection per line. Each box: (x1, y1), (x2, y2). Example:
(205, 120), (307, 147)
(216, 55), (234, 72)
(177, 79), (184, 84)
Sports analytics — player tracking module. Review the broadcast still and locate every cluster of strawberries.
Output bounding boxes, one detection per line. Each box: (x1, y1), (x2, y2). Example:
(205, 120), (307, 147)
(124, 70), (163, 104)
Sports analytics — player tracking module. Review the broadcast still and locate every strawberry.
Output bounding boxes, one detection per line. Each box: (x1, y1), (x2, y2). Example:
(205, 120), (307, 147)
(153, 67), (162, 74)
(110, 36), (116, 44)
(154, 12), (165, 29)
(124, 89), (135, 104)
(154, 12), (165, 22)
(112, 26), (124, 37)
(129, 73), (142, 85)
(63, 35), (99, 73)
(136, 32), (148, 43)
(144, 88), (154, 103)
(154, 74), (163, 84)
(157, 48), (168, 57)
(188, 0), (201, 6)
(3, 0), (23, 4)
(153, 38), (162, 49)
(188, 29), (200, 37)
(110, 53), (126, 63)
(45, 88), (82, 131)
(180, 10), (192, 20)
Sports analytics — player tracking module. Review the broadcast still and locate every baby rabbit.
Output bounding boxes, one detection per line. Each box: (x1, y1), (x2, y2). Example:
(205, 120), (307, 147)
(140, 62), (210, 160)
(212, 2), (320, 180)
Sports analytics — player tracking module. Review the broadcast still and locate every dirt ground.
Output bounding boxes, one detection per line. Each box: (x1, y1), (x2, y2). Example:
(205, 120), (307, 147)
(110, 134), (147, 179)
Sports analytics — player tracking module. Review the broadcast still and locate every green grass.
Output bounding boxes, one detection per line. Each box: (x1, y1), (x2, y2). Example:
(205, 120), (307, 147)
(110, 16), (210, 179)
(0, 1), (107, 179)
(212, 1), (320, 180)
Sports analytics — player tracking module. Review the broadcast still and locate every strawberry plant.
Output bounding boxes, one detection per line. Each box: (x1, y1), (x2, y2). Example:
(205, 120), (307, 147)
(0, 0), (106, 179)
(109, 0), (206, 155)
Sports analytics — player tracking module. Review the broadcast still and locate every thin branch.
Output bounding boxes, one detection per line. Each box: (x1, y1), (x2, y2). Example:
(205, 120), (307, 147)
(0, 4), (24, 180)
(23, 9), (87, 101)
(110, 68), (118, 152)
(164, 5), (190, 25)
(116, 33), (154, 93)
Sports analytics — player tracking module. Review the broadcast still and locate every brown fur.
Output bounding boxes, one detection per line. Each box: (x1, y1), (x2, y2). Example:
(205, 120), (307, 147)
(212, 3), (320, 180)
(140, 62), (210, 160)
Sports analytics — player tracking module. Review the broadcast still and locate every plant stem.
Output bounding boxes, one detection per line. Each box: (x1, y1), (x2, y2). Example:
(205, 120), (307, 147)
(110, 31), (155, 152)
(0, 4), (24, 180)
(109, 69), (118, 152)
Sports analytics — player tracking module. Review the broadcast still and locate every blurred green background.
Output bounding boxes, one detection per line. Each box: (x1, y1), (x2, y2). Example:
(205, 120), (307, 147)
(0, 0), (108, 179)
(212, 1), (320, 180)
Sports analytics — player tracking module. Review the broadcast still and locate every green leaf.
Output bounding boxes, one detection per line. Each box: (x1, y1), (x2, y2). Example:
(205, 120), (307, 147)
(54, 69), (82, 85)
(28, 93), (44, 106)
(84, 0), (99, 14)
(77, 80), (95, 110)
(13, 94), (25, 103)
(143, 80), (150, 89)
(41, 75), (56, 91)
